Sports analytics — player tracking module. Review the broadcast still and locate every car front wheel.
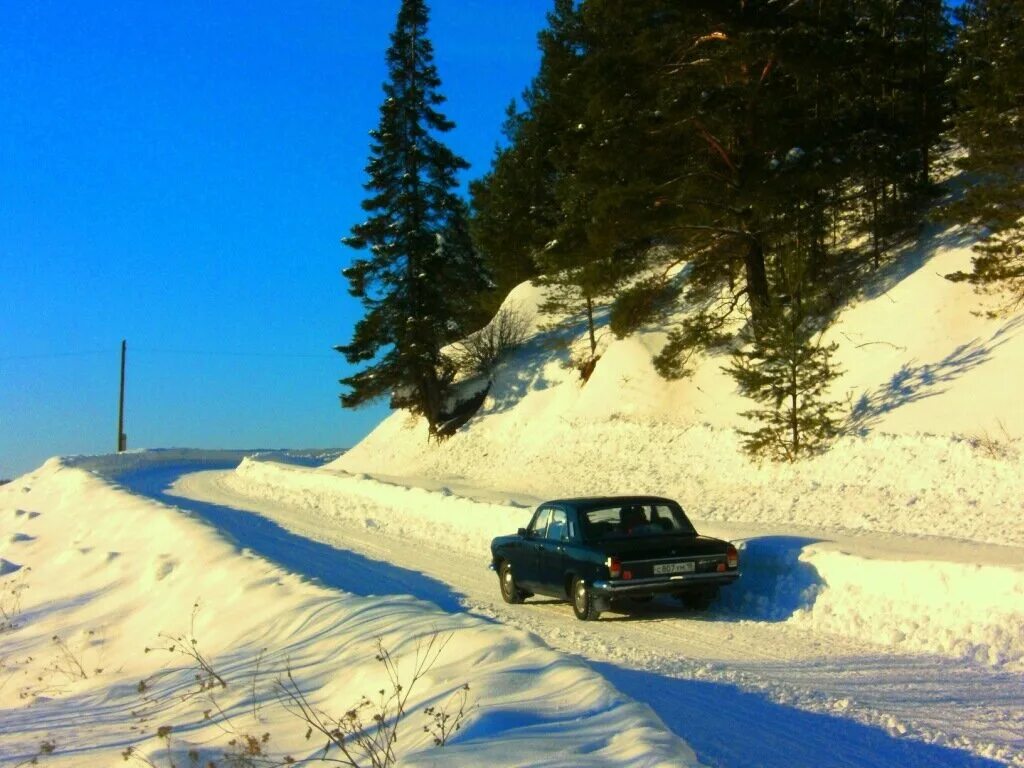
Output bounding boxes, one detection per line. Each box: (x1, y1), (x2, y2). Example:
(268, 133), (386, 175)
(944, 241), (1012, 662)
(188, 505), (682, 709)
(572, 577), (601, 621)
(499, 561), (525, 604)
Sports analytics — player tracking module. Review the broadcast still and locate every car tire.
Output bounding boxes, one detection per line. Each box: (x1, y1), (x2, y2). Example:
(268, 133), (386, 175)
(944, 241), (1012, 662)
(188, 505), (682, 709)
(499, 561), (525, 604)
(678, 589), (717, 611)
(572, 577), (601, 621)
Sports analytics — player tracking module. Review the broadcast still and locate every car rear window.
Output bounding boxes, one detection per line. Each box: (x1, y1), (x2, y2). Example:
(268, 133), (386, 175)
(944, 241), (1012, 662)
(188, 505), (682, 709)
(580, 503), (696, 540)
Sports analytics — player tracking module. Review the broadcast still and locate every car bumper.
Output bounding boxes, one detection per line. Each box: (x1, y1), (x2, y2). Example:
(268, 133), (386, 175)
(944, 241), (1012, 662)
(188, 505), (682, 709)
(591, 572), (739, 597)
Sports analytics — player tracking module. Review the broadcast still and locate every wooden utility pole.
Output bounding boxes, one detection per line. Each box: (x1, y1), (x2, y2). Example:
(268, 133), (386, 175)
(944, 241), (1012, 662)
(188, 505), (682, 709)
(117, 339), (127, 452)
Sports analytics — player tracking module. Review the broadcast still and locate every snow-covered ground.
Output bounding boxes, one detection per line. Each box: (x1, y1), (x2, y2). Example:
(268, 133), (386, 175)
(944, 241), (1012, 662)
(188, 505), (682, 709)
(224, 457), (1024, 670)
(0, 456), (699, 767)
(176, 456), (1022, 766)
(6, 447), (1018, 766)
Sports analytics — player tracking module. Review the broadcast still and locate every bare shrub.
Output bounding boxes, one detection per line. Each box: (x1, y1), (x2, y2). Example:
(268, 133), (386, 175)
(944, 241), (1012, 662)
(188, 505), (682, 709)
(278, 633), (469, 768)
(451, 304), (532, 375)
(13, 738), (55, 766)
(48, 634), (91, 681)
(143, 601), (227, 693)
(13, 626), (106, 702)
(965, 422), (1019, 460)
(1, 566), (30, 632)
(125, 605), (470, 768)
(423, 683), (473, 747)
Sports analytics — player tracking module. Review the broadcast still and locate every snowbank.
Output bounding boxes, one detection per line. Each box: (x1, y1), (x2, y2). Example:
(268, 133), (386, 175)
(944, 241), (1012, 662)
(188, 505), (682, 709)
(227, 459), (1024, 671)
(336, 415), (1024, 548)
(0, 457), (699, 767)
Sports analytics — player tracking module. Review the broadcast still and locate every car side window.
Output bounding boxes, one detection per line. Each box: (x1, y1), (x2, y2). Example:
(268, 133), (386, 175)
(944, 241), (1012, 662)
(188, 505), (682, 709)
(546, 509), (568, 541)
(528, 508), (550, 536)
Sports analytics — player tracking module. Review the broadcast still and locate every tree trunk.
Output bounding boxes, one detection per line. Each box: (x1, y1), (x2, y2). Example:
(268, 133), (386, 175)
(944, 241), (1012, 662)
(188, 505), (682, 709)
(744, 236), (770, 328)
(790, 356), (799, 461)
(585, 294), (597, 355)
(421, 368), (443, 437)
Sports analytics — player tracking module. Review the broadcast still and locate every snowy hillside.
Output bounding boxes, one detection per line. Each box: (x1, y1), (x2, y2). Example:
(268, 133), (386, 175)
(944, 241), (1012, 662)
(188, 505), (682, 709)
(333, 222), (1024, 547)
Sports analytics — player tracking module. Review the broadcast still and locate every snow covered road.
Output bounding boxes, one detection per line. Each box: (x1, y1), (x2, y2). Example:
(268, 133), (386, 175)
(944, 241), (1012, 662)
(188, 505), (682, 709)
(112, 459), (1024, 768)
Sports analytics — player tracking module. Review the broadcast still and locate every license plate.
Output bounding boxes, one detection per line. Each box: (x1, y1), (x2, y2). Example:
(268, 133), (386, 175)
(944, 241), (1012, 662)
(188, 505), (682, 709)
(653, 561), (695, 575)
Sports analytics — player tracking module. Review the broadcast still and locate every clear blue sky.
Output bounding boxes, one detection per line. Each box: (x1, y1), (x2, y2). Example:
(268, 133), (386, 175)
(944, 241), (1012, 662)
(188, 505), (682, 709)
(0, 1), (551, 478)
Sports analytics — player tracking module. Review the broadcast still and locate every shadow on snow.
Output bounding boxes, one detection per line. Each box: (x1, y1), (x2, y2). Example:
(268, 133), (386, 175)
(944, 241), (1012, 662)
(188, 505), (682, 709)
(532, 535), (826, 624)
(593, 662), (1006, 768)
(114, 462), (466, 615)
(847, 314), (1024, 435)
(476, 303), (613, 418)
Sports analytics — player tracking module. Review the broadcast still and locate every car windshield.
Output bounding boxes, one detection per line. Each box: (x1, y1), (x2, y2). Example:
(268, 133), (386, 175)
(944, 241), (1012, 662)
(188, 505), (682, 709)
(579, 503), (697, 541)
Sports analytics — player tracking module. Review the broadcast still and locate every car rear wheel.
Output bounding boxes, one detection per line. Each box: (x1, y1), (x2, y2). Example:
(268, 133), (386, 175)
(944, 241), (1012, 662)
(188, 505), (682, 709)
(572, 577), (601, 621)
(677, 588), (717, 611)
(499, 561), (525, 604)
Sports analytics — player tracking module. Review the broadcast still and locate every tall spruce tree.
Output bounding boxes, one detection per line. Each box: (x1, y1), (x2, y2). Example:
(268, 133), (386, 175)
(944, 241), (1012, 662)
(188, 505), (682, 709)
(561, 0), (947, 373)
(338, 0), (487, 434)
(467, 104), (544, 302)
(945, 0), (1024, 305)
(469, 0), (584, 303)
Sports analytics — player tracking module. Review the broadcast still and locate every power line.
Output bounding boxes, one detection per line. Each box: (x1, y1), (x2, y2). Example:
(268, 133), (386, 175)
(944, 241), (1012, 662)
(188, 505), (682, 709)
(133, 348), (337, 359)
(0, 351), (110, 361)
(1, 348), (337, 362)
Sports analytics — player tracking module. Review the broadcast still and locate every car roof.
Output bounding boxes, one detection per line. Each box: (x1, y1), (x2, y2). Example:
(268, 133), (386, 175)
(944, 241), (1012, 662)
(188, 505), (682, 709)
(542, 496), (679, 510)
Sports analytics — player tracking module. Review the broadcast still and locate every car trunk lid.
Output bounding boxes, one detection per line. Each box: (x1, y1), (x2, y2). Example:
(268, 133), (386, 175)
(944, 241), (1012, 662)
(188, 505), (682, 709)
(598, 535), (730, 579)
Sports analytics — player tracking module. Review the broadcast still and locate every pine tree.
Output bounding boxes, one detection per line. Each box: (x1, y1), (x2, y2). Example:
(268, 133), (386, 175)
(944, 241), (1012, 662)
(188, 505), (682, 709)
(467, 104), (544, 301)
(945, 0), (1024, 306)
(338, 0), (487, 434)
(847, 0), (952, 263)
(726, 301), (843, 462)
(469, 0), (584, 303)
(569, 0), (948, 373)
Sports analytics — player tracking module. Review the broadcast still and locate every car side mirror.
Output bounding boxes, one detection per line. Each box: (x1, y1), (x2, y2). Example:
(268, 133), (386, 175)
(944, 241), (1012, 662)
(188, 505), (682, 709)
(517, 527), (528, 537)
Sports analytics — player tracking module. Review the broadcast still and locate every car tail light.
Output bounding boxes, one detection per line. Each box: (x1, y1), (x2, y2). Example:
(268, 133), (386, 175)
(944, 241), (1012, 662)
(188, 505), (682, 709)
(623, 570), (633, 580)
(606, 557), (622, 578)
(726, 545), (738, 569)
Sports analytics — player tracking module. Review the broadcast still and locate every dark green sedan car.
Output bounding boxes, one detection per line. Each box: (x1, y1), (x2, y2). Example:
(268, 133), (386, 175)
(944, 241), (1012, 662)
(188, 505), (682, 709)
(490, 496), (739, 620)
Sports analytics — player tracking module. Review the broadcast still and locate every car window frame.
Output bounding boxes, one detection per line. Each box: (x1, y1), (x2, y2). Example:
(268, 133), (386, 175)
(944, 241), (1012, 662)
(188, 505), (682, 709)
(527, 507), (551, 537)
(545, 508), (569, 542)
(578, 502), (697, 541)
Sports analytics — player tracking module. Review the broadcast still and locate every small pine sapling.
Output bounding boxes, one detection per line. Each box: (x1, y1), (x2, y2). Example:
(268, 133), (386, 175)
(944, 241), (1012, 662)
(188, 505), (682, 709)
(726, 304), (843, 461)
